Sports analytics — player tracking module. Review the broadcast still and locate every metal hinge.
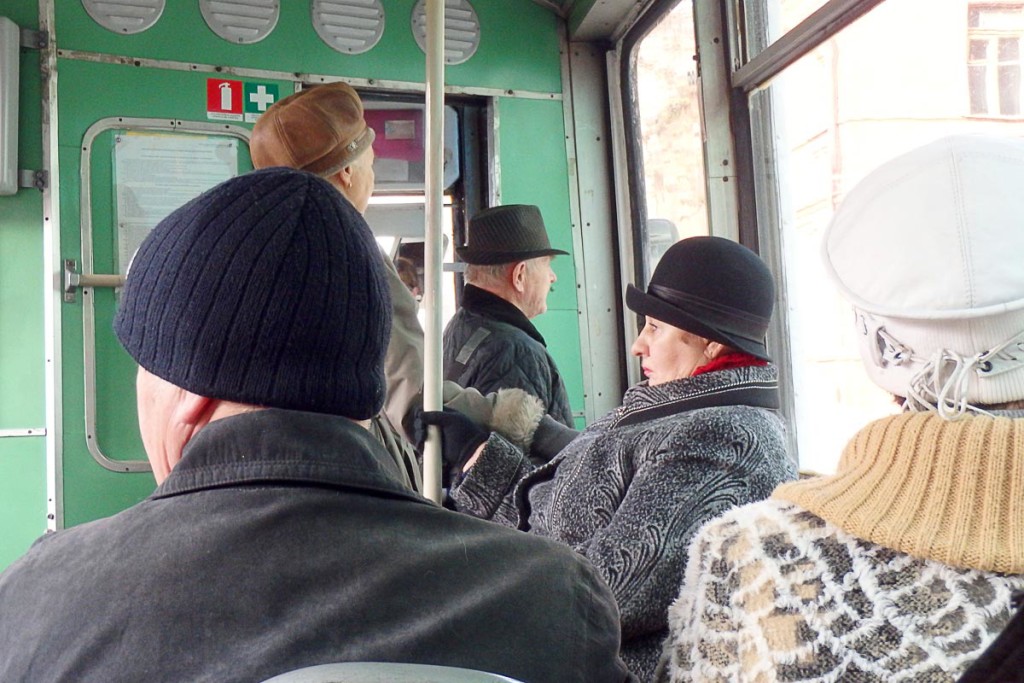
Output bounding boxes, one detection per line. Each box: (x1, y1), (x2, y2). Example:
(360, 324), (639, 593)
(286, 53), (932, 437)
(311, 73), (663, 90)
(19, 28), (48, 50)
(19, 169), (47, 191)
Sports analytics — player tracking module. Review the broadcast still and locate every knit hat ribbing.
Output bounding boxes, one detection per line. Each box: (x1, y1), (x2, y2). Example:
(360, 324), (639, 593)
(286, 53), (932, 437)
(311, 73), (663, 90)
(774, 412), (1024, 573)
(114, 167), (391, 419)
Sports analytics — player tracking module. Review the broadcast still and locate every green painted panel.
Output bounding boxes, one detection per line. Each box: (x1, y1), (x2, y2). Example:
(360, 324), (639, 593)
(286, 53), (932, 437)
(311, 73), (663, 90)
(532, 308), (585, 418)
(2, 1), (39, 28)
(57, 59), (292, 146)
(0, 438), (46, 570)
(496, 97), (584, 414)
(55, 0), (562, 94)
(56, 63), (256, 527)
(0, 3), (47, 571)
(0, 64), (45, 428)
(0, 190), (45, 428)
(57, 141), (157, 528)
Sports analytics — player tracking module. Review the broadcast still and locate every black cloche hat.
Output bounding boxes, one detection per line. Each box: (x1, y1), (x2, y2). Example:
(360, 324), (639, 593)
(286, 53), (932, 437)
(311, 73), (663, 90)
(457, 205), (569, 265)
(625, 236), (775, 360)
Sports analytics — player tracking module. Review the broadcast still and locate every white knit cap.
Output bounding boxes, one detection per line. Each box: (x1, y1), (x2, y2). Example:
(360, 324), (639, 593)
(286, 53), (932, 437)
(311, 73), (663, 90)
(823, 135), (1024, 414)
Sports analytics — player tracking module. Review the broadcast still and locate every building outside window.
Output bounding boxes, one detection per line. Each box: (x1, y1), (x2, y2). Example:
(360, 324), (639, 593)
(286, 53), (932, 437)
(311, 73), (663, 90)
(969, 3), (1024, 116)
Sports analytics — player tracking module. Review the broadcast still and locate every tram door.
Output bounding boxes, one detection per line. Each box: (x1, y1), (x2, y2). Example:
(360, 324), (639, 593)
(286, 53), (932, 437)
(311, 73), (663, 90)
(57, 54), (271, 527)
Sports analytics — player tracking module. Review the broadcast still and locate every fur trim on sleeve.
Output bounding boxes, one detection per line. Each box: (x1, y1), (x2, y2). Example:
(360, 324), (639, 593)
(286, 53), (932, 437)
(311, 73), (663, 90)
(488, 388), (546, 452)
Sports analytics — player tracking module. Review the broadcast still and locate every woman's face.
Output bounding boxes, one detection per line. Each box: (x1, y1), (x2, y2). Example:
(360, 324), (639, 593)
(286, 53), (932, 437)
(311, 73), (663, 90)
(631, 316), (710, 386)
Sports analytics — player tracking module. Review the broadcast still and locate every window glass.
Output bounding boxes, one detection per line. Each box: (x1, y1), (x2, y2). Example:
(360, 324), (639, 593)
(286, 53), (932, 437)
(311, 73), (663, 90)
(762, 0), (1024, 474)
(747, 0), (834, 57)
(636, 0), (708, 273)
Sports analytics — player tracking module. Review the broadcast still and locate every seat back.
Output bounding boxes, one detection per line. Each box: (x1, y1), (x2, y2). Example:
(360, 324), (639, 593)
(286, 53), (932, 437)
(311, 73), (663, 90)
(261, 662), (524, 683)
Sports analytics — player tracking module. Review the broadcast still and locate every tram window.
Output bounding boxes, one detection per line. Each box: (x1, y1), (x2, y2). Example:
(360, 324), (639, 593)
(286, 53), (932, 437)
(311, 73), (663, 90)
(758, 0), (1024, 474)
(635, 0), (708, 274)
(112, 131), (242, 276)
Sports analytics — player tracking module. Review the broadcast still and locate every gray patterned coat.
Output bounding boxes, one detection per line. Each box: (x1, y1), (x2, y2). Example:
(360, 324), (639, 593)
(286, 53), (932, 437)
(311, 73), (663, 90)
(451, 364), (796, 681)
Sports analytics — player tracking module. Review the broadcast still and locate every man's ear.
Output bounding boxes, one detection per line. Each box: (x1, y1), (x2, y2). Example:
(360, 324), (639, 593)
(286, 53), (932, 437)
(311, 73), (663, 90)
(510, 261), (528, 293)
(174, 391), (216, 428)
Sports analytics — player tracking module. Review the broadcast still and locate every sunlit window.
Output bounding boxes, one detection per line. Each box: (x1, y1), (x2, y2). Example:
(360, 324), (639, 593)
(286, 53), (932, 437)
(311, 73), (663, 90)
(968, 3), (1024, 116)
(636, 0), (708, 274)
(367, 193), (457, 330)
(761, 0), (1024, 473)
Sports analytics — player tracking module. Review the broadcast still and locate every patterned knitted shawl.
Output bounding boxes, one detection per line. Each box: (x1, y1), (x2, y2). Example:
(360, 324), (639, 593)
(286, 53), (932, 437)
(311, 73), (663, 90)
(660, 412), (1024, 683)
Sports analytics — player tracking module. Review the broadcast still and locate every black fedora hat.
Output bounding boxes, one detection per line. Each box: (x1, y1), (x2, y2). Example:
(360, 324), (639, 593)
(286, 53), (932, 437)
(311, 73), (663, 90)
(625, 236), (775, 360)
(457, 205), (569, 265)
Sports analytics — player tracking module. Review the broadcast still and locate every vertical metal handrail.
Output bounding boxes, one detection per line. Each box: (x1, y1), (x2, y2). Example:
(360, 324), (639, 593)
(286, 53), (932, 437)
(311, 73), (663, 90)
(421, 0), (446, 504)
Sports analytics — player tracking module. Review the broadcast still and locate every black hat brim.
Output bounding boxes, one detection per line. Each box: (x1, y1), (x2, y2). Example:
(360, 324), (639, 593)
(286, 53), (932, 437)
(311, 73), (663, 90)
(625, 284), (771, 361)
(456, 246), (569, 265)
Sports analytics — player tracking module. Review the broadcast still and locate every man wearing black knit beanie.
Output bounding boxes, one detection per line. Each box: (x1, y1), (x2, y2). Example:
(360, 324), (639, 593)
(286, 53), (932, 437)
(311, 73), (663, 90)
(0, 168), (631, 683)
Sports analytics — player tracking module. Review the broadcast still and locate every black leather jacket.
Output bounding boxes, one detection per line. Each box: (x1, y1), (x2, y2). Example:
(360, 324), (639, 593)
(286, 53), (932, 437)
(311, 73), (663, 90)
(0, 409), (631, 683)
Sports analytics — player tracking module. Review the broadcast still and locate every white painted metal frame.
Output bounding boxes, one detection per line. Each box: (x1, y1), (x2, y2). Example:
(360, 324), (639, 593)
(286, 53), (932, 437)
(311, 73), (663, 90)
(732, 0), (887, 93)
(77, 117), (251, 474)
(695, 0), (740, 243)
(561, 34), (625, 419)
(421, 0), (445, 503)
(605, 48), (640, 390)
(41, 0), (63, 531)
(486, 97), (501, 206)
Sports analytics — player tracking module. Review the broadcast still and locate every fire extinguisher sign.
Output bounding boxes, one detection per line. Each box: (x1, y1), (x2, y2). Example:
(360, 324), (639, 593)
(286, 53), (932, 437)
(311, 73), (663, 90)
(207, 79), (280, 123)
(207, 79), (243, 121)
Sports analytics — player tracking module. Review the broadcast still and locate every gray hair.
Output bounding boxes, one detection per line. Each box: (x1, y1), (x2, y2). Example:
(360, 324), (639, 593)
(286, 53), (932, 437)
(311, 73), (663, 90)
(465, 262), (517, 287)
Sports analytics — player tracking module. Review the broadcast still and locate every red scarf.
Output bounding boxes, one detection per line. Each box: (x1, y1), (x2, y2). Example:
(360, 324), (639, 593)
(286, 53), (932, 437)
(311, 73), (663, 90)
(691, 351), (767, 377)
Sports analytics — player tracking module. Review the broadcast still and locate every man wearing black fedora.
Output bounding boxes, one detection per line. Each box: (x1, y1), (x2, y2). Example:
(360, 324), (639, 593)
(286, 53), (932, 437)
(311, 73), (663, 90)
(444, 204), (575, 431)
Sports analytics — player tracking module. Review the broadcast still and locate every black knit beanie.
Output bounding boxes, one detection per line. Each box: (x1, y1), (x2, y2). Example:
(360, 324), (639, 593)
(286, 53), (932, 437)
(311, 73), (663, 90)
(113, 167), (391, 420)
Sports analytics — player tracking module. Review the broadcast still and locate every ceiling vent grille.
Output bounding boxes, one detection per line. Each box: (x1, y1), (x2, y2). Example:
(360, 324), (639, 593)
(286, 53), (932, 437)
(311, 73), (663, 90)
(411, 0), (480, 66)
(200, 0), (280, 44)
(82, 0), (165, 34)
(312, 0), (386, 55)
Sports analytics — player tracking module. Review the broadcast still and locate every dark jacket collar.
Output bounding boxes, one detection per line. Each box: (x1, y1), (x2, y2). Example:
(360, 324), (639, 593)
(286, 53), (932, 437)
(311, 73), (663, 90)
(461, 284), (546, 346)
(151, 408), (428, 505)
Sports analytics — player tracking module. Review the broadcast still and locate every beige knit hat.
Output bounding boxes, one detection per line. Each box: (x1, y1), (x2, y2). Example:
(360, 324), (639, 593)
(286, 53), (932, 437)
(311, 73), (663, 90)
(823, 135), (1024, 415)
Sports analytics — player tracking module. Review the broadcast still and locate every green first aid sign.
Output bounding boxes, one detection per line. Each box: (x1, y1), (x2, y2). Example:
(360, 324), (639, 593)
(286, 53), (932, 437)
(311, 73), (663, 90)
(244, 82), (279, 122)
